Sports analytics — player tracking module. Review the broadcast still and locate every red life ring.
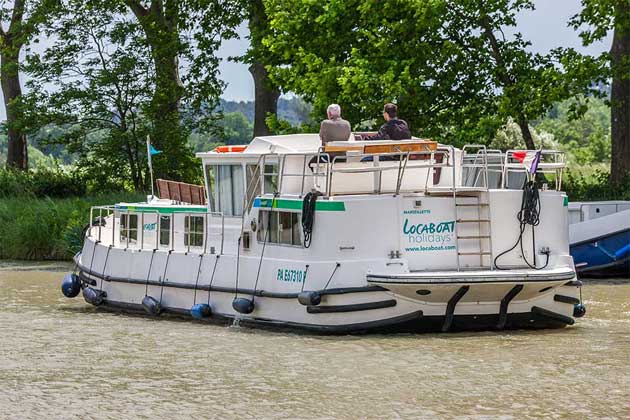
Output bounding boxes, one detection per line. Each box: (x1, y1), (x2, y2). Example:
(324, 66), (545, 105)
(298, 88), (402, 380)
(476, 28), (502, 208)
(213, 145), (247, 153)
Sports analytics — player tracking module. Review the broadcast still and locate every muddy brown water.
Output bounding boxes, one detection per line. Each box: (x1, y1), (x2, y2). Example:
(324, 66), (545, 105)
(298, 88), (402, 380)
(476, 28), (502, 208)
(1, 263), (629, 419)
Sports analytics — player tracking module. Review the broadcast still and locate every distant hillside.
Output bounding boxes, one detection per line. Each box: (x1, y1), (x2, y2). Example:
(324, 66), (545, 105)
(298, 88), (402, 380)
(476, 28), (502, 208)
(219, 97), (313, 125)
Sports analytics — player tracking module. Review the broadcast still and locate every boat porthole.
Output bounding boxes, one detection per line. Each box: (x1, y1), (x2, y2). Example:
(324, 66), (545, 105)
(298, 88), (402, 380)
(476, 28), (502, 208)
(416, 289), (431, 295)
(539, 286), (552, 293)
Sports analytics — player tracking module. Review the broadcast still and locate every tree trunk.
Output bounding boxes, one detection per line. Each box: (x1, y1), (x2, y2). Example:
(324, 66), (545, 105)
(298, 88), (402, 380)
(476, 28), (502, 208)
(249, 62), (280, 136)
(610, 11), (630, 185)
(126, 1), (190, 181)
(517, 116), (536, 150)
(150, 46), (185, 175)
(249, 0), (280, 137)
(1, 46), (27, 170)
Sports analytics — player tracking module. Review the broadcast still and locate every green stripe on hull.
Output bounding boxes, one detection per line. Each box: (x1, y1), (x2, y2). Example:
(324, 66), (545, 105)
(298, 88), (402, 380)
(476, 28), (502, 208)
(255, 198), (345, 211)
(115, 205), (208, 214)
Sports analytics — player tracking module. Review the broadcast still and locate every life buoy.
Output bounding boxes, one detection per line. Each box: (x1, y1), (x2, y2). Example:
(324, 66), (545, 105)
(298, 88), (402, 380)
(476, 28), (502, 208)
(213, 145), (247, 153)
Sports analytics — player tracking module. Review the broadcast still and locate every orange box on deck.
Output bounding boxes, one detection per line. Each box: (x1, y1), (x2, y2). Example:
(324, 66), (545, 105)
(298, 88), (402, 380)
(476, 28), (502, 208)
(324, 140), (437, 154)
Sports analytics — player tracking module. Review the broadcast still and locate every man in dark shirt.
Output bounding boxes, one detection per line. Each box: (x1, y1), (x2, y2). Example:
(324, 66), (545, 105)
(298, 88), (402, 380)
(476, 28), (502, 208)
(366, 103), (411, 140)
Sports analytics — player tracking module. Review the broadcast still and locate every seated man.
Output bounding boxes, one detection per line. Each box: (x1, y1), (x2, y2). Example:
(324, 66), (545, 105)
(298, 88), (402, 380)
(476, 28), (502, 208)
(319, 104), (352, 145)
(365, 103), (411, 140)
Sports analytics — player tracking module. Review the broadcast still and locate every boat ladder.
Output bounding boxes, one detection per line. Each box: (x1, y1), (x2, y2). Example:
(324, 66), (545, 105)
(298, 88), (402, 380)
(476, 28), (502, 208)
(454, 191), (493, 270)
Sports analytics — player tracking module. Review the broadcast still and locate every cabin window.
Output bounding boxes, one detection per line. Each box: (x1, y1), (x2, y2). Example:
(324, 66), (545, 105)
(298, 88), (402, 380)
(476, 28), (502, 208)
(159, 215), (171, 247)
(257, 210), (301, 246)
(263, 164), (278, 193)
(207, 164), (245, 216)
(120, 213), (138, 243)
(205, 165), (216, 212)
(185, 215), (204, 247)
(246, 164), (261, 208)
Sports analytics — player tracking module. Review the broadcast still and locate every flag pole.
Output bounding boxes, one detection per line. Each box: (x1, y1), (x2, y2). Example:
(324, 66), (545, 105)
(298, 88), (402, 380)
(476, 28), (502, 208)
(146, 135), (155, 198)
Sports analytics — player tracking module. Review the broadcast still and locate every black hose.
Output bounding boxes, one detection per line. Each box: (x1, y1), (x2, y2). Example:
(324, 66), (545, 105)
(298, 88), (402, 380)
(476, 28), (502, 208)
(494, 180), (549, 270)
(302, 191), (322, 248)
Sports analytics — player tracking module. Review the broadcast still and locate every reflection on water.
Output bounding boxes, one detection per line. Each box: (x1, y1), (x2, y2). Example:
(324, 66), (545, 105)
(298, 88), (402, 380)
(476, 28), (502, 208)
(1, 265), (629, 419)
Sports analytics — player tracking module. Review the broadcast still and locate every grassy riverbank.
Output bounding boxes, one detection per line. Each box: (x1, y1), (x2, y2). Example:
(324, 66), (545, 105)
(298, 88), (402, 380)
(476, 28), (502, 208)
(0, 167), (627, 262)
(0, 194), (144, 261)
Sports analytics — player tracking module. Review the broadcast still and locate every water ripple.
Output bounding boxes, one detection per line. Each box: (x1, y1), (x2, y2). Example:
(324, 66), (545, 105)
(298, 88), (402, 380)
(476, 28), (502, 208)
(0, 269), (629, 419)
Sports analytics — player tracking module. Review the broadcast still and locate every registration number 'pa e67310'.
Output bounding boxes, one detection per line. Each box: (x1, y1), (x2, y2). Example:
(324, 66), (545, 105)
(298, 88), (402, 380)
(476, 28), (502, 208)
(277, 268), (306, 283)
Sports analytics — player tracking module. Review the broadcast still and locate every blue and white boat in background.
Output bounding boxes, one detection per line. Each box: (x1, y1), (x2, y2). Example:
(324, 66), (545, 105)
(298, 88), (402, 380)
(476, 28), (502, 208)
(569, 201), (630, 278)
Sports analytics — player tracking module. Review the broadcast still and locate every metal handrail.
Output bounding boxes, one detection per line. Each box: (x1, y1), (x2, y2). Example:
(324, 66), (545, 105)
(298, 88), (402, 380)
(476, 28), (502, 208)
(502, 150), (566, 190)
(327, 149), (452, 196)
(279, 151), (331, 197)
(88, 205), (226, 254)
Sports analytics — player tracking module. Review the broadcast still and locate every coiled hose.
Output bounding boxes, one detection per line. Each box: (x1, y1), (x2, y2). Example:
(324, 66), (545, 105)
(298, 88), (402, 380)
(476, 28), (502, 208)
(302, 191), (322, 248)
(494, 180), (549, 270)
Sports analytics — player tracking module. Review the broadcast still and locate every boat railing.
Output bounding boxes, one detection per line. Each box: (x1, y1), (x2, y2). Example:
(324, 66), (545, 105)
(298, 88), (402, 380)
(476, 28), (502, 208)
(327, 148), (453, 196)
(241, 145), (566, 200)
(88, 205), (225, 254)
(461, 145), (506, 188)
(502, 150), (566, 190)
(278, 150), (332, 197)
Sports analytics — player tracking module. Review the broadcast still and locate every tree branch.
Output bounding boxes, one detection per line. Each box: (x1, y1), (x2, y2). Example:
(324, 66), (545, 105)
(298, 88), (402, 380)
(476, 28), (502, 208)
(8, 0), (26, 36)
(479, 14), (512, 87)
(125, 0), (149, 19)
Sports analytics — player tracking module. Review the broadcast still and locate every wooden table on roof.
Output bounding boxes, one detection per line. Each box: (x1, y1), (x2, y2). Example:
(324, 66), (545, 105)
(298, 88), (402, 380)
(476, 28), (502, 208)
(324, 139), (438, 154)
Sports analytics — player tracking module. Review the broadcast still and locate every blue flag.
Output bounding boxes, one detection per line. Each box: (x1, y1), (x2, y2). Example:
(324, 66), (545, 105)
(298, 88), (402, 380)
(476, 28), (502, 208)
(149, 145), (162, 156)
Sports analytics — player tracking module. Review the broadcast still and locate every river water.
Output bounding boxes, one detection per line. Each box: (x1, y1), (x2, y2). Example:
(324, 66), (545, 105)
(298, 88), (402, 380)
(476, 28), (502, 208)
(1, 263), (629, 419)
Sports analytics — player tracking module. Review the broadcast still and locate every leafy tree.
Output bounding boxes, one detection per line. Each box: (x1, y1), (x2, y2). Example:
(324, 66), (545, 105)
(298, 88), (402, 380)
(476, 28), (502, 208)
(242, 0), (279, 136)
(121, 0), (243, 181)
(572, 1), (630, 185)
(264, 0), (602, 148)
(24, 0), (244, 186)
(0, 0), (57, 170)
(188, 111), (252, 152)
(221, 111), (253, 144)
(24, 1), (154, 190)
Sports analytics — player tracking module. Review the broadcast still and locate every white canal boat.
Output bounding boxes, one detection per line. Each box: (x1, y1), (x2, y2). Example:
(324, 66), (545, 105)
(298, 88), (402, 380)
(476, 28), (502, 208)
(62, 135), (585, 333)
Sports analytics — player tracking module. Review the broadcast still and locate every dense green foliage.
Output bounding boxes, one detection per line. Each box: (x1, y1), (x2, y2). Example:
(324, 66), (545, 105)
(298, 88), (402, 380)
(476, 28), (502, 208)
(564, 171), (630, 201)
(571, 1), (630, 184)
(0, 193), (144, 260)
(263, 0), (603, 148)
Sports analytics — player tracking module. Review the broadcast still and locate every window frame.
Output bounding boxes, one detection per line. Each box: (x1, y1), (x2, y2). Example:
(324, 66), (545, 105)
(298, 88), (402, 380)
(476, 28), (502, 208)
(159, 215), (171, 248)
(184, 215), (205, 248)
(120, 213), (138, 245)
(206, 163), (247, 217)
(257, 209), (302, 247)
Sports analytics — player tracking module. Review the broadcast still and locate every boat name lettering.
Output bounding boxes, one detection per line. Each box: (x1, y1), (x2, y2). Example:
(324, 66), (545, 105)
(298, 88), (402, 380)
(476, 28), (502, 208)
(277, 268), (306, 283)
(402, 219), (455, 234)
(402, 209), (431, 215)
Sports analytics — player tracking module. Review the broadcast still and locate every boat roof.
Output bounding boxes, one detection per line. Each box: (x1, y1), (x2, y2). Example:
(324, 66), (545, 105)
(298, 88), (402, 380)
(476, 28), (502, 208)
(196, 134), (321, 158)
(195, 133), (438, 161)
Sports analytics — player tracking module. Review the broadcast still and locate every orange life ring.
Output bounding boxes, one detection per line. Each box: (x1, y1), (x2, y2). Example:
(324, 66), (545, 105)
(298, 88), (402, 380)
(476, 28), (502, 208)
(213, 145), (247, 153)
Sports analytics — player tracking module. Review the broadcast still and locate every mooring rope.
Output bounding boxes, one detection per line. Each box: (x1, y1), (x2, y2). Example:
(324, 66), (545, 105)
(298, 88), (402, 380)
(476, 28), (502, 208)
(302, 191), (322, 248)
(251, 194), (278, 302)
(494, 180), (549, 270)
(323, 262), (341, 290)
(158, 250), (172, 305)
(192, 254), (204, 305)
(207, 255), (220, 306)
(98, 245), (112, 292)
(300, 264), (310, 292)
(144, 249), (156, 297)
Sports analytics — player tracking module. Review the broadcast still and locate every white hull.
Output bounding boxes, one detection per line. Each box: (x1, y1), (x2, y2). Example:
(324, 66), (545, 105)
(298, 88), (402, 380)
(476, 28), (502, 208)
(65, 137), (584, 333)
